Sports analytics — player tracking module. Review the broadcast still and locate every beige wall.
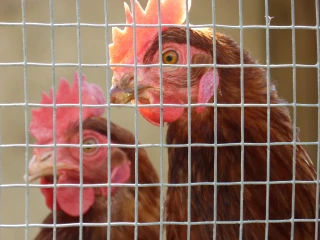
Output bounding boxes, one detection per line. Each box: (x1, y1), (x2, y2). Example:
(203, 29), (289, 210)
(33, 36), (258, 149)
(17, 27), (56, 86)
(0, 0), (316, 239)
(269, 0), (318, 161)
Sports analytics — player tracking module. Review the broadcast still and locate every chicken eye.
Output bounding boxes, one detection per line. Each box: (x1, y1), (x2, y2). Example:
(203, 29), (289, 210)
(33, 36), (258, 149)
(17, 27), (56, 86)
(83, 138), (98, 153)
(162, 50), (178, 64)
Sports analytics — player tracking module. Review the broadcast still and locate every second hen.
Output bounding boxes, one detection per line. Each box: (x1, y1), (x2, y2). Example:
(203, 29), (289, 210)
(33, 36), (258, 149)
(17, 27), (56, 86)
(26, 73), (160, 240)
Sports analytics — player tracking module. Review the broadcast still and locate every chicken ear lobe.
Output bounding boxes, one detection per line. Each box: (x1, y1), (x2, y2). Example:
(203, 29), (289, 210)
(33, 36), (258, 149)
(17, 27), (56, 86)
(191, 54), (219, 113)
(56, 174), (95, 217)
(196, 68), (220, 113)
(109, 159), (131, 195)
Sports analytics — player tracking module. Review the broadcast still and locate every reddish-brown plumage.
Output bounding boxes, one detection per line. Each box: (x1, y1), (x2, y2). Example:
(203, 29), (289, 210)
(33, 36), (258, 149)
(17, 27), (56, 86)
(110, 27), (319, 240)
(164, 28), (318, 240)
(33, 117), (160, 240)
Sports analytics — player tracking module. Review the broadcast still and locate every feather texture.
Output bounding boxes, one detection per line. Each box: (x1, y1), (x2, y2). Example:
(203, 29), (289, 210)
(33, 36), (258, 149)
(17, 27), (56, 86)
(110, 26), (319, 239)
(34, 118), (160, 240)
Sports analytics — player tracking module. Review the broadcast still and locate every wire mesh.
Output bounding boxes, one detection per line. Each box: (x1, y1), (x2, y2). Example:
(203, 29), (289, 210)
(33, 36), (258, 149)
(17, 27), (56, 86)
(264, 0), (271, 239)
(0, 0), (319, 240)
(315, 0), (320, 239)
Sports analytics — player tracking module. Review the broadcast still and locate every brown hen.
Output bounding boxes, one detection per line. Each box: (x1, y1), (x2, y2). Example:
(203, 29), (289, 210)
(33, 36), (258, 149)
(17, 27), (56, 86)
(26, 74), (160, 240)
(109, 0), (319, 239)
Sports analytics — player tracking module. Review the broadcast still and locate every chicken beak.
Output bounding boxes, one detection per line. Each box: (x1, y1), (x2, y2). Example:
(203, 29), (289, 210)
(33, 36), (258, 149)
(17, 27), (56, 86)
(110, 82), (152, 105)
(110, 84), (135, 104)
(24, 152), (74, 183)
(109, 73), (136, 104)
(24, 152), (55, 182)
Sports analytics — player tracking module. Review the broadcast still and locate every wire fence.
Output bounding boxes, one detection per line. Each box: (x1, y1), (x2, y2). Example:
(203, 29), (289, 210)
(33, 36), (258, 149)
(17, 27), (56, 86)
(0, 0), (319, 240)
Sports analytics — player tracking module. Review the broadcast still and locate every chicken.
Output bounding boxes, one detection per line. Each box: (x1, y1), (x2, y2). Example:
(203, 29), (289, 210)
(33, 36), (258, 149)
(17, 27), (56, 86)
(108, 0), (319, 239)
(25, 73), (160, 240)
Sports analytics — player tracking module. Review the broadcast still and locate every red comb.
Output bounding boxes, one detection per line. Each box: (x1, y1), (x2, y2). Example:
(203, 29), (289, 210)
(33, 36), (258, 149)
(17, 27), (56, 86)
(30, 73), (106, 144)
(109, 0), (191, 66)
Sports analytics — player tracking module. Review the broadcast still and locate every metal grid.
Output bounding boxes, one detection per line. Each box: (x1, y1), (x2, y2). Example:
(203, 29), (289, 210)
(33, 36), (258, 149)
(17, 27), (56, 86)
(0, 0), (319, 240)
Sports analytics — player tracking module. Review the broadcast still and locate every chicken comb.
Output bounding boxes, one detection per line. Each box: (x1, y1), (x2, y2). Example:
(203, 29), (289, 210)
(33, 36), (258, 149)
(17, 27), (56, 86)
(109, 0), (191, 66)
(30, 72), (106, 144)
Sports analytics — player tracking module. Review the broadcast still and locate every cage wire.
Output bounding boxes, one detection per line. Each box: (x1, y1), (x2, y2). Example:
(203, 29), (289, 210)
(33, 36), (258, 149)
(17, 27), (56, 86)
(0, 0), (320, 239)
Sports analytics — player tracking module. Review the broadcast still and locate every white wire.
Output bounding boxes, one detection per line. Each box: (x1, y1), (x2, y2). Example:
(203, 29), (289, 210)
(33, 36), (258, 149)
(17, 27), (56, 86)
(264, 0), (271, 239)
(0, 62), (317, 68)
(1, 141), (319, 149)
(48, 0), (58, 238)
(20, 0), (30, 239)
(211, 0), (218, 238)
(1, 179), (319, 188)
(290, 0), (297, 238)
(156, 0), (165, 239)
(238, 0), (245, 238)
(131, 1), (139, 239)
(0, 217), (318, 228)
(0, 102), (319, 108)
(103, 0), (112, 239)
(315, 0), (320, 238)
(185, 0), (192, 238)
(75, 0), (84, 238)
(0, 22), (318, 30)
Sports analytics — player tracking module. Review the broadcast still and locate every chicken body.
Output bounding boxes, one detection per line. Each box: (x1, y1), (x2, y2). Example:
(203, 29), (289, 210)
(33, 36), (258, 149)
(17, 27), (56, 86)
(26, 74), (160, 240)
(33, 118), (160, 240)
(110, 27), (319, 240)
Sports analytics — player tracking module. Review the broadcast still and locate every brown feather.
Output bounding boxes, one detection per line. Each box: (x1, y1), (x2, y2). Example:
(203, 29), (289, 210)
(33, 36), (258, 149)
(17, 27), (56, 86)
(148, 28), (319, 240)
(34, 118), (160, 240)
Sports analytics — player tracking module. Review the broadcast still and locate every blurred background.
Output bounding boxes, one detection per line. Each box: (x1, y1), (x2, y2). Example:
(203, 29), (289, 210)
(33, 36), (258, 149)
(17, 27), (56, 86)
(0, 0), (317, 239)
